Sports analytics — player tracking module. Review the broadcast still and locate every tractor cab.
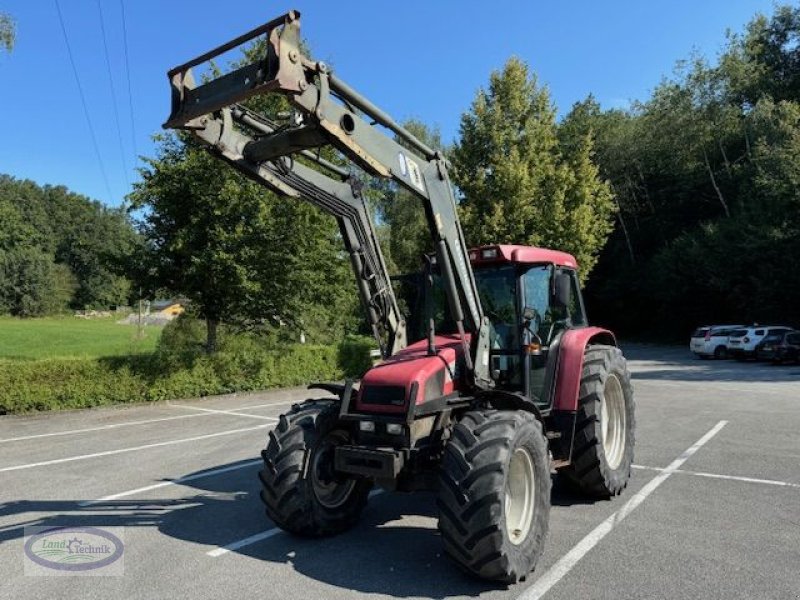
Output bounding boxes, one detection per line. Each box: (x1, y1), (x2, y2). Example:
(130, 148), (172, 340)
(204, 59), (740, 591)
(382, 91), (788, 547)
(400, 244), (587, 411)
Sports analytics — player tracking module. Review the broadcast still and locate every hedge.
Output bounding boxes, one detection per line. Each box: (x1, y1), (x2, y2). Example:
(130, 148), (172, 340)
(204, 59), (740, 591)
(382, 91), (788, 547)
(0, 337), (375, 414)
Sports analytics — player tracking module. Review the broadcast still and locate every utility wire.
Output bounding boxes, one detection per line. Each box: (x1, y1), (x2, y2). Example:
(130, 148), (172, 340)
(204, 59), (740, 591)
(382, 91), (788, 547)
(96, 0), (129, 188)
(54, 0), (113, 204)
(119, 0), (138, 168)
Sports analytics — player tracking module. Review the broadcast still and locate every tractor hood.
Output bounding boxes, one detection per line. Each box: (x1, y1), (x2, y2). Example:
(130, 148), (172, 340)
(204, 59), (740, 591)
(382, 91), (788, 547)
(354, 334), (469, 414)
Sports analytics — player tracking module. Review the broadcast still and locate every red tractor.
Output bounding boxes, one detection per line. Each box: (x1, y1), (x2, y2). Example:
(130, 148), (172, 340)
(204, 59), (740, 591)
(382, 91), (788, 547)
(165, 11), (635, 583)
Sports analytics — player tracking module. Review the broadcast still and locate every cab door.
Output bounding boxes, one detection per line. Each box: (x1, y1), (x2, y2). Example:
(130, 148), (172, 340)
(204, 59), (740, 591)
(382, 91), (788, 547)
(520, 265), (554, 407)
(521, 265), (586, 408)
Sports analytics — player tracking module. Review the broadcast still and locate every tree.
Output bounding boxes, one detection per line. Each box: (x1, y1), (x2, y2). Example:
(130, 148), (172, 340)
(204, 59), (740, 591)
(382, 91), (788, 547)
(452, 58), (615, 277)
(0, 176), (136, 314)
(577, 4), (800, 339)
(0, 12), (14, 53)
(374, 119), (442, 274)
(129, 133), (356, 352)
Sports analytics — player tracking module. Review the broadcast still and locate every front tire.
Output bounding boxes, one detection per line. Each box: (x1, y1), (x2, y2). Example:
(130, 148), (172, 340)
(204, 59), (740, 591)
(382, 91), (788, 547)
(259, 399), (371, 536)
(437, 410), (551, 583)
(561, 345), (635, 497)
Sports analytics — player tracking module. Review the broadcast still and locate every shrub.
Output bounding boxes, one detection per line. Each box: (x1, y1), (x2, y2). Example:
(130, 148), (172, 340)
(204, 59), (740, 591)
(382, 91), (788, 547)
(337, 335), (376, 378)
(0, 342), (348, 414)
(0, 325), (381, 414)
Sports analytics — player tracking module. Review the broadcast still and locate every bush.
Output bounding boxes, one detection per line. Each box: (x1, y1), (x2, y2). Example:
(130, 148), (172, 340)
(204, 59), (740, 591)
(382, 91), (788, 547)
(0, 321), (382, 414)
(157, 314), (207, 361)
(337, 335), (376, 378)
(0, 343), (355, 414)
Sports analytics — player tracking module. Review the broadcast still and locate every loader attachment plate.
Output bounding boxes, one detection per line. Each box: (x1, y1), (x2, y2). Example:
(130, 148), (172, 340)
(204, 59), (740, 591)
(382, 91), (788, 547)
(164, 10), (304, 129)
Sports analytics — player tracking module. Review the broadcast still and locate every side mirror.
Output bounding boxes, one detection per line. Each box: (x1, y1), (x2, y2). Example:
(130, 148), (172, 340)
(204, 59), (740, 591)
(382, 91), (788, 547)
(522, 306), (537, 322)
(554, 272), (571, 310)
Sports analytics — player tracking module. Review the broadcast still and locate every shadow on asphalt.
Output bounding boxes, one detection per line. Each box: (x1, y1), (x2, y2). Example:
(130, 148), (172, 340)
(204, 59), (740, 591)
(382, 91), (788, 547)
(549, 475), (605, 507)
(0, 459), (504, 597)
(0, 457), (607, 596)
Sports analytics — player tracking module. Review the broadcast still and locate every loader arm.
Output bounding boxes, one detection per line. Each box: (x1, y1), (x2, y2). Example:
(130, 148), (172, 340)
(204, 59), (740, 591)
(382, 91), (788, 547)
(163, 10), (492, 387)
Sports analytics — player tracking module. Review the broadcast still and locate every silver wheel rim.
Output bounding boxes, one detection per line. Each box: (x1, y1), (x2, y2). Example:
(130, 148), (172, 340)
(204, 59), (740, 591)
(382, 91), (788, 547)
(310, 432), (356, 509)
(601, 373), (626, 470)
(504, 447), (536, 545)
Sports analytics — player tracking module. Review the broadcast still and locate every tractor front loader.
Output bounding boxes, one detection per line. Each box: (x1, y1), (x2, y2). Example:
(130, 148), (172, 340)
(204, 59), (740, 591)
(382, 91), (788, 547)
(164, 10), (635, 583)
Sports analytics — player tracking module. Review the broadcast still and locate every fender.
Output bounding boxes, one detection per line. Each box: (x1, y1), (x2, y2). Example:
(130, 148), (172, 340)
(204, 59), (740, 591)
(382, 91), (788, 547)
(476, 389), (543, 421)
(553, 326), (616, 412)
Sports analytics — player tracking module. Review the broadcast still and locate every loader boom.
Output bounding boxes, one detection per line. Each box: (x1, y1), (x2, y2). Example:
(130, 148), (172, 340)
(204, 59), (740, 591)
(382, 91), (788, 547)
(164, 10), (492, 387)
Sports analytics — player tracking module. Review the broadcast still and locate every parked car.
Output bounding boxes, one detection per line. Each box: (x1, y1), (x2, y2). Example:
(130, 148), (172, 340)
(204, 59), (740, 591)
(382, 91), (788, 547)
(727, 326), (794, 360)
(690, 324), (744, 359)
(759, 330), (800, 364)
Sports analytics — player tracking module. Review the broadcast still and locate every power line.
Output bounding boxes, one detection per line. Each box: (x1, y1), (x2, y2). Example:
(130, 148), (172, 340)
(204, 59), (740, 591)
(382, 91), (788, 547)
(119, 0), (138, 168)
(96, 0), (129, 188)
(54, 0), (113, 204)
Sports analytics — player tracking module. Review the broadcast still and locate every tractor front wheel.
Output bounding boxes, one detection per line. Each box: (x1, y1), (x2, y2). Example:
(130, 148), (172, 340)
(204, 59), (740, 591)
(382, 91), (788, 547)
(437, 410), (551, 583)
(259, 399), (371, 536)
(561, 345), (635, 497)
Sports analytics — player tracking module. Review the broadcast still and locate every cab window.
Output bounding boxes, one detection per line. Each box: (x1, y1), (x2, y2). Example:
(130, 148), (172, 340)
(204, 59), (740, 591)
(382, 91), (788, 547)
(567, 270), (586, 326)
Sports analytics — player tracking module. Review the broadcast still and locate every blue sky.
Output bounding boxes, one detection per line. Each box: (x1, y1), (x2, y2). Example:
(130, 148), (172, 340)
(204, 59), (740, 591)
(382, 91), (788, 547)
(0, 0), (780, 207)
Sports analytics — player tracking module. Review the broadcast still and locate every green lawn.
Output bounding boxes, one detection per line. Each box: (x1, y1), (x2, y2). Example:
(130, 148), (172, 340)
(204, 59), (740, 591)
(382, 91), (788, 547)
(0, 316), (162, 361)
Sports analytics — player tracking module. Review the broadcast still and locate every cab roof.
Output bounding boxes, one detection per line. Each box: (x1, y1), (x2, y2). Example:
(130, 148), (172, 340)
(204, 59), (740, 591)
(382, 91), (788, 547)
(468, 244), (578, 269)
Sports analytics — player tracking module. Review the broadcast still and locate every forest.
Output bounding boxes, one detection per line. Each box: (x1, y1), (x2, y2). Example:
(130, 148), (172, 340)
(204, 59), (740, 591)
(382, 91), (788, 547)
(0, 175), (138, 316)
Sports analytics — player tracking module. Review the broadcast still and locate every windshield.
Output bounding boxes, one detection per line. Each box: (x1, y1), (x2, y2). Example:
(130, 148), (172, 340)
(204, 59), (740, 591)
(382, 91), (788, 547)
(476, 266), (519, 347)
(403, 265), (519, 343)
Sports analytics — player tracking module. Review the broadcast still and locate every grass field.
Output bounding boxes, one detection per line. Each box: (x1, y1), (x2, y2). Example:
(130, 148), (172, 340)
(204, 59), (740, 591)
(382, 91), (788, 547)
(0, 316), (162, 361)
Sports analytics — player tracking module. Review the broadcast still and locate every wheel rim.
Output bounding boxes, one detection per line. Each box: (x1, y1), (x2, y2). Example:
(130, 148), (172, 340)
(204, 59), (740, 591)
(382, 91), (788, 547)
(504, 447), (536, 545)
(310, 431), (356, 509)
(601, 373), (626, 470)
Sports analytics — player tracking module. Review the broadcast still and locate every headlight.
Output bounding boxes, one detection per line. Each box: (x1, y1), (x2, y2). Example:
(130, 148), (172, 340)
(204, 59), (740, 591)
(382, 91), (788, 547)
(386, 423), (403, 435)
(358, 421), (375, 432)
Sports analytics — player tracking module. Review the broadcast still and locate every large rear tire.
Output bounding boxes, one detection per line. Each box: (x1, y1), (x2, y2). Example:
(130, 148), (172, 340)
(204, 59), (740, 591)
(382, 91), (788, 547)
(437, 410), (551, 583)
(259, 399), (371, 536)
(561, 345), (635, 497)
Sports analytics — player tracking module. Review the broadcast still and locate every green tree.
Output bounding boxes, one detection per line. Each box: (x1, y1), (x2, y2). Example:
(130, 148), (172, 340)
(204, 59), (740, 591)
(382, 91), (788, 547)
(577, 4), (800, 338)
(129, 133), (356, 351)
(374, 119), (442, 274)
(452, 58), (615, 277)
(721, 5), (800, 106)
(0, 12), (14, 53)
(0, 176), (134, 314)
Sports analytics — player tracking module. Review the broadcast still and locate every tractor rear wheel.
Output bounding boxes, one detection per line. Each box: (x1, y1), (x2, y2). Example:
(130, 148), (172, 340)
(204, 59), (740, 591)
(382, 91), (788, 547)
(437, 410), (551, 583)
(259, 399), (371, 536)
(561, 345), (635, 497)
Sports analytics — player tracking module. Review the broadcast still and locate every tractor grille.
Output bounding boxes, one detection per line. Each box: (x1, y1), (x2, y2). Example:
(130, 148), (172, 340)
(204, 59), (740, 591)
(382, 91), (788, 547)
(359, 385), (407, 407)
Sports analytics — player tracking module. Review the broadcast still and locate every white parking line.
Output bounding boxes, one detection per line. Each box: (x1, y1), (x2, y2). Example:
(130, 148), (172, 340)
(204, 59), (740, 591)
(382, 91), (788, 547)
(207, 490), (384, 557)
(517, 420), (728, 600)
(169, 404), (278, 421)
(0, 399), (296, 444)
(206, 528), (283, 557)
(0, 411), (224, 443)
(633, 464), (800, 489)
(78, 459), (263, 507)
(0, 424), (272, 473)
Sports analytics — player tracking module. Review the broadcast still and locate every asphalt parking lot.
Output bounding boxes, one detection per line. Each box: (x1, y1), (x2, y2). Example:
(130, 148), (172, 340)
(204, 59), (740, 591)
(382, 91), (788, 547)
(1, 344), (799, 600)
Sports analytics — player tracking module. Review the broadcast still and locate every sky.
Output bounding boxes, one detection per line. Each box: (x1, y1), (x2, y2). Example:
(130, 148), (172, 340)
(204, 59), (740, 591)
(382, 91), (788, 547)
(0, 0), (782, 207)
